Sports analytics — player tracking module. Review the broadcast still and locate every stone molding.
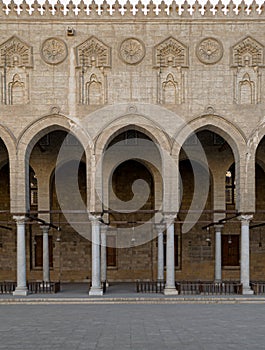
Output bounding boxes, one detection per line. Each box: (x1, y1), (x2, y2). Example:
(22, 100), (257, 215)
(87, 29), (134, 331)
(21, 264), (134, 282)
(0, 0), (264, 20)
(41, 37), (68, 65)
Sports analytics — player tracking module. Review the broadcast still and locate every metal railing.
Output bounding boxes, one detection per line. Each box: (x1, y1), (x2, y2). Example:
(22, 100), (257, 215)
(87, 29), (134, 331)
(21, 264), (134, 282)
(250, 282), (265, 295)
(176, 281), (242, 295)
(136, 280), (243, 295)
(136, 281), (165, 293)
(0, 281), (16, 294)
(0, 281), (60, 294)
(28, 281), (60, 294)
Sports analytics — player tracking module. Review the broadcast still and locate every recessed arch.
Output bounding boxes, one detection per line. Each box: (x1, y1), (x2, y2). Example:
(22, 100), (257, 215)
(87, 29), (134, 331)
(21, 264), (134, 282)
(94, 115), (171, 158)
(171, 115), (246, 163)
(17, 114), (93, 161)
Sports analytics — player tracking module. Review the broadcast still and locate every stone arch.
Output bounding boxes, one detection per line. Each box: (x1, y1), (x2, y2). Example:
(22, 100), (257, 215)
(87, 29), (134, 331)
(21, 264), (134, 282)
(94, 114), (171, 158)
(172, 114), (248, 212)
(171, 115), (246, 162)
(0, 123), (16, 160)
(17, 114), (93, 158)
(14, 114), (93, 213)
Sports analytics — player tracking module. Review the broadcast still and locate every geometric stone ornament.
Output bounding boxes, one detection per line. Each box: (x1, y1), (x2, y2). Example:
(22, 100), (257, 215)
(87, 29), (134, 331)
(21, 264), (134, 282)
(76, 36), (111, 68)
(119, 38), (145, 65)
(154, 37), (187, 105)
(231, 36), (264, 68)
(0, 36), (32, 105)
(76, 36), (111, 105)
(233, 66), (261, 105)
(232, 37), (263, 104)
(154, 36), (188, 68)
(0, 35), (33, 67)
(196, 37), (223, 65)
(41, 38), (68, 65)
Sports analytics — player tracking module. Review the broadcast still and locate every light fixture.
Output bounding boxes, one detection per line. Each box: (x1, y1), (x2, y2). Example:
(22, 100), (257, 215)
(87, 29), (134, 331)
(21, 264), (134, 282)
(228, 235), (232, 244)
(206, 227), (211, 246)
(67, 27), (75, 36)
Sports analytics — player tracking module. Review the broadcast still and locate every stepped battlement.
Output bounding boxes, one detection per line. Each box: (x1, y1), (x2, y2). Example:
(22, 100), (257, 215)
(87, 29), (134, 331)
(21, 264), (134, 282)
(0, 0), (265, 21)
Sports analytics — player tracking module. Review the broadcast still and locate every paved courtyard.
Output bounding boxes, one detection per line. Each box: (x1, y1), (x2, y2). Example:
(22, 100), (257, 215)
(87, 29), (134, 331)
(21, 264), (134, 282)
(0, 303), (264, 350)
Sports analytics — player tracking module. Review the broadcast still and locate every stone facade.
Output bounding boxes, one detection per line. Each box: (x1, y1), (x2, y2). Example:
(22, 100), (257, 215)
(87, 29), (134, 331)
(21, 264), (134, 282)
(0, 1), (265, 292)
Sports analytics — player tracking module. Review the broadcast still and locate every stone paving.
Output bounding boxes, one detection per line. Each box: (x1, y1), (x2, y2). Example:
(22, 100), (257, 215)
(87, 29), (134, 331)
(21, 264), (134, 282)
(1, 303), (265, 350)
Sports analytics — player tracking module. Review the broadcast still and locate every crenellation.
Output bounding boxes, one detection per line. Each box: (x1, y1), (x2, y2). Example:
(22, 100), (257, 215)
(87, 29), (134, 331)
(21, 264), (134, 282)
(0, 0), (264, 19)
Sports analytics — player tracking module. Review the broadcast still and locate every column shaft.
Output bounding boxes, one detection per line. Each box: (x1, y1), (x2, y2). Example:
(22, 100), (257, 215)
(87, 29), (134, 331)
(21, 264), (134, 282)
(101, 225), (107, 284)
(13, 216), (28, 296)
(89, 217), (103, 296)
(41, 225), (50, 282)
(214, 225), (223, 282)
(240, 215), (253, 294)
(157, 229), (164, 281)
(164, 216), (178, 295)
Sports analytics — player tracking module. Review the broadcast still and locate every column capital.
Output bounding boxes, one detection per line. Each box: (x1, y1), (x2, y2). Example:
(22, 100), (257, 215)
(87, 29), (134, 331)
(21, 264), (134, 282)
(89, 214), (101, 222)
(163, 213), (177, 225)
(238, 214), (253, 224)
(214, 224), (223, 231)
(40, 225), (50, 233)
(13, 215), (27, 225)
(154, 223), (165, 233)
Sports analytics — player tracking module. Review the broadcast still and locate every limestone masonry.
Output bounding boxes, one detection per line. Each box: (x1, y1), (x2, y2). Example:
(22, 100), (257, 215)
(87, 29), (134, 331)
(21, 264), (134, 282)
(0, 0), (265, 295)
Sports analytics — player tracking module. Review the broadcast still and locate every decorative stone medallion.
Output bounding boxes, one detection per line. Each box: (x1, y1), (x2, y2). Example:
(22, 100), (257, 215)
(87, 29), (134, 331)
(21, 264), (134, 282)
(41, 38), (68, 65)
(119, 38), (145, 65)
(196, 38), (223, 65)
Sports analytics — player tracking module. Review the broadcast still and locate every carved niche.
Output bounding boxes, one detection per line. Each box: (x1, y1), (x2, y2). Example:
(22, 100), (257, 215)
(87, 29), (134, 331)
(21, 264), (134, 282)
(154, 36), (188, 105)
(0, 35), (32, 105)
(76, 36), (111, 105)
(231, 36), (264, 104)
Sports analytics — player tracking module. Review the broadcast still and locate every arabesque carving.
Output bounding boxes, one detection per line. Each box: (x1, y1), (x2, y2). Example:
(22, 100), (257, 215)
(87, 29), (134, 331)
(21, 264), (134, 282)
(232, 37), (263, 105)
(0, 36), (32, 105)
(154, 37), (187, 105)
(76, 36), (110, 105)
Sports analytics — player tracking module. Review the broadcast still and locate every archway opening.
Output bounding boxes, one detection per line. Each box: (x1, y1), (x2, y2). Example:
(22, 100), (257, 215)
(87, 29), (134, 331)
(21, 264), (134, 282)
(178, 129), (236, 281)
(28, 129), (89, 282)
(103, 128), (161, 281)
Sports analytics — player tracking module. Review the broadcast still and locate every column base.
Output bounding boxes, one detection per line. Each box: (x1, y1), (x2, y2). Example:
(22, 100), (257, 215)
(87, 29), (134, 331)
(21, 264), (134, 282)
(242, 287), (254, 295)
(13, 287), (28, 296)
(164, 286), (178, 295)
(89, 287), (103, 296)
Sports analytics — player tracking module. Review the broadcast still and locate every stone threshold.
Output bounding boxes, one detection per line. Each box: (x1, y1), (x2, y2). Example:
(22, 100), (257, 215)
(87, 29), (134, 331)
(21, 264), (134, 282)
(1, 296), (265, 305)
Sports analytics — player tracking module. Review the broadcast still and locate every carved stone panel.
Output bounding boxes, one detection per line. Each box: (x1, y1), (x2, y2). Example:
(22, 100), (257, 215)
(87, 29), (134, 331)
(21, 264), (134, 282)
(154, 37), (188, 105)
(196, 38), (223, 65)
(154, 36), (188, 68)
(76, 36), (111, 68)
(1, 67), (29, 105)
(79, 69), (106, 105)
(41, 38), (68, 65)
(231, 37), (263, 104)
(76, 36), (111, 105)
(0, 35), (33, 67)
(0, 36), (32, 105)
(159, 68), (184, 104)
(119, 38), (145, 65)
(233, 67), (261, 104)
(231, 36), (264, 67)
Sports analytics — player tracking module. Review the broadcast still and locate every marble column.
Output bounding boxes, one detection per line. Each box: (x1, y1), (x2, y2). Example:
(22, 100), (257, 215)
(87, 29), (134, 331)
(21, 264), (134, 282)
(89, 216), (103, 296)
(164, 215), (178, 295)
(13, 216), (28, 296)
(155, 224), (165, 282)
(239, 215), (254, 294)
(41, 225), (50, 282)
(214, 225), (223, 282)
(100, 224), (107, 285)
